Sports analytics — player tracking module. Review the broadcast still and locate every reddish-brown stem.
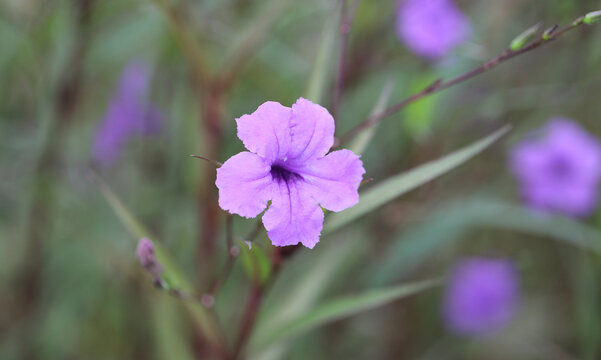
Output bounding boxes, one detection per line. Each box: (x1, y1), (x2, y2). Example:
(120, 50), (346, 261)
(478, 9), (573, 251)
(230, 246), (299, 360)
(337, 18), (588, 146)
(196, 83), (226, 285)
(231, 283), (265, 360)
(153, 0), (210, 86)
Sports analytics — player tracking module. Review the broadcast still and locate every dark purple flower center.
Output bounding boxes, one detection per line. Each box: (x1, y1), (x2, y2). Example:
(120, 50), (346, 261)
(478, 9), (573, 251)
(549, 156), (574, 179)
(270, 164), (302, 184)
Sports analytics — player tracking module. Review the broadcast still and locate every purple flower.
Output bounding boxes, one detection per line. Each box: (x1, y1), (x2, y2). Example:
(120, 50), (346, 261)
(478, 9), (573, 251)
(510, 119), (601, 217)
(396, 0), (471, 60)
(92, 60), (163, 167)
(136, 237), (162, 277)
(216, 98), (365, 249)
(443, 258), (519, 336)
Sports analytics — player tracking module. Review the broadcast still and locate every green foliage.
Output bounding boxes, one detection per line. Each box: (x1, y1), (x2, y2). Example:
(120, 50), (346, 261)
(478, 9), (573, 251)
(325, 126), (510, 233)
(248, 278), (440, 354)
(2, 0), (601, 358)
(347, 80), (395, 155)
(240, 243), (272, 284)
(304, 2), (340, 102)
(372, 198), (601, 285)
(403, 74), (439, 139)
(97, 176), (222, 348)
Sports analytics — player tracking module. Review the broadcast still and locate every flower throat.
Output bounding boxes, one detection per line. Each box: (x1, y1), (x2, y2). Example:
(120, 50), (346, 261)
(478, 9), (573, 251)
(270, 164), (302, 183)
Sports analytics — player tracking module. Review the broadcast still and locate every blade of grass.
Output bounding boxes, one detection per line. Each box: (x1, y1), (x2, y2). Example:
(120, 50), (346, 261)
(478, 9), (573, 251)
(220, 0), (294, 87)
(372, 198), (601, 285)
(248, 278), (440, 354)
(304, 2), (341, 102)
(347, 80), (395, 155)
(95, 174), (223, 347)
(325, 125), (511, 233)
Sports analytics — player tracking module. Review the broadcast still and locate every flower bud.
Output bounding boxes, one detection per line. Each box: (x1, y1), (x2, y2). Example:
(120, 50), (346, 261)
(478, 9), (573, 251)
(584, 10), (601, 25)
(542, 25), (558, 41)
(136, 237), (162, 278)
(510, 22), (542, 51)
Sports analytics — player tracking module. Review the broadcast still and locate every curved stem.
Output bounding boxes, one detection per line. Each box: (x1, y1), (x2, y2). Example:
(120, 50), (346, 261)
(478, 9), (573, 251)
(337, 17), (588, 146)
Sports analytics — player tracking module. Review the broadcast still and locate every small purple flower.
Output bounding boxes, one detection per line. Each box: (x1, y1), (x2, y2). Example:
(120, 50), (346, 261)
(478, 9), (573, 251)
(136, 237), (162, 277)
(92, 60), (163, 167)
(396, 0), (471, 60)
(510, 119), (601, 217)
(216, 98), (365, 249)
(443, 258), (519, 336)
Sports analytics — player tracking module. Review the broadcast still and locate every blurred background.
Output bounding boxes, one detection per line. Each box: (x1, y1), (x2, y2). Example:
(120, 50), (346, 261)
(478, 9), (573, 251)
(1, 0), (601, 359)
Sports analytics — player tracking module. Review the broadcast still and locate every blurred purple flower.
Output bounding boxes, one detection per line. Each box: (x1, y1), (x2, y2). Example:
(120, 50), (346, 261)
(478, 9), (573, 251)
(443, 257), (519, 336)
(510, 119), (601, 217)
(136, 237), (162, 277)
(216, 98), (365, 249)
(92, 61), (163, 167)
(396, 0), (471, 60)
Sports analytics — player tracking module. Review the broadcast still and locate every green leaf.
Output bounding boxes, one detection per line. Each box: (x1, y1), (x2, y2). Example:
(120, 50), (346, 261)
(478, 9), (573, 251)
(347, 80), (395, 155)
(248, 278), (439, 353)
(371, 198), (601, 285)
(96, 175), (151, 240)
(97, 175), (192, 289)
(304, 2), (340, 102)
(253, 236), (361, 341)
(573, 253), (601, 359)
(510, 22), (542, 51)
(404, 75), (438, 140)
(250, 235), (365, 360)
(150, 295), (196, 360)
(240, 242), (272, 284)
(325, 125), (511, 233)
(584, 10), (601, 25)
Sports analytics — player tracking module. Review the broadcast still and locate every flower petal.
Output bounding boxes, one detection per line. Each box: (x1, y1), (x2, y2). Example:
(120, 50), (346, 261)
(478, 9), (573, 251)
(396, 0), (471, 60)
(545, 119), (601, 182)
(509, 141), (550, 185)
(236, 101), (292, 162)
(523, 182), (599, 217)
(262, 180), (324, 249)
(297, 149), (365, 212)
(287, 98), (335, 163)
(216, 152), (273, 218)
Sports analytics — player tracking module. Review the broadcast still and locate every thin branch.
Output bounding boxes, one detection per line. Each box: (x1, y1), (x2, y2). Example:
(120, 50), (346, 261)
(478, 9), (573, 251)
(190, 154), (223, 167)
(332, 0), (359, 121)
(337, 16), (590, 146)
(231, 283), (264, 360)
(206, 214), (239, 295)
(150, 0), (211, 86)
